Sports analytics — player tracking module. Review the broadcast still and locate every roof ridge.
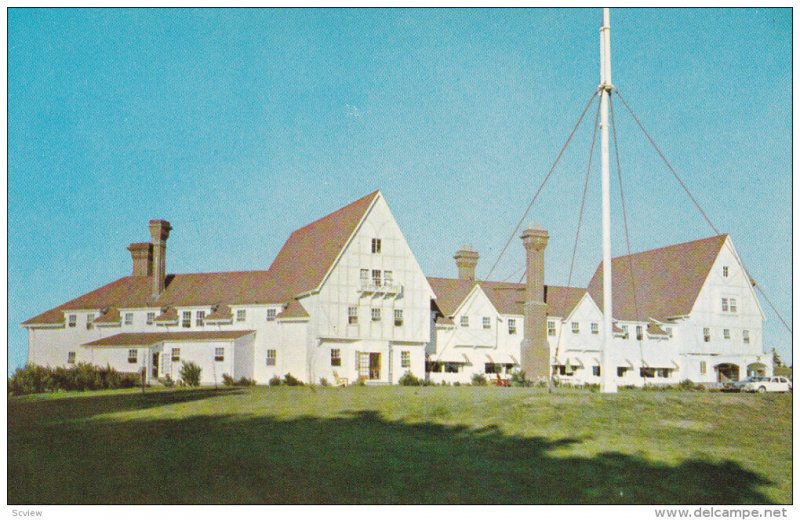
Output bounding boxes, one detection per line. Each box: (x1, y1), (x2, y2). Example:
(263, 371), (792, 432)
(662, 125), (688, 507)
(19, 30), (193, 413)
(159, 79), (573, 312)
(288, 190), (380, 237)
(610, 233), (727, 261)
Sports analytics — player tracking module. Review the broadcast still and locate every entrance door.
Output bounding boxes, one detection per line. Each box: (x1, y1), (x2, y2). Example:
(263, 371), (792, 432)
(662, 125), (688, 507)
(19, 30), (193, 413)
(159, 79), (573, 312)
(152, 352), (160, 380)
(369, 353), (381, 380)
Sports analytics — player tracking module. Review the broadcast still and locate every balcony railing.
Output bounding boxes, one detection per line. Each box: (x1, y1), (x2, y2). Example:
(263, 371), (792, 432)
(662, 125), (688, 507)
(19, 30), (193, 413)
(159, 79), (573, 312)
(358, 282), (402, 295)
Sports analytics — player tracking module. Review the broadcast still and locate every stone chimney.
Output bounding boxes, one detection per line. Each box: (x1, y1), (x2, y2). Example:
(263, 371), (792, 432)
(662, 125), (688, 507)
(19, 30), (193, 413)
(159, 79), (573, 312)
(454, 246), (480, 281)
(520, 225), (550, 380)
(127, 242), (153, 277)
(148, 220), (172, 298)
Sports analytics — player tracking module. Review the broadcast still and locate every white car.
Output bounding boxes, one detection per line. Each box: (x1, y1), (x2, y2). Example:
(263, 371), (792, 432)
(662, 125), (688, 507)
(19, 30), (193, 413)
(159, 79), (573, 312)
(741, 376), (792, 393)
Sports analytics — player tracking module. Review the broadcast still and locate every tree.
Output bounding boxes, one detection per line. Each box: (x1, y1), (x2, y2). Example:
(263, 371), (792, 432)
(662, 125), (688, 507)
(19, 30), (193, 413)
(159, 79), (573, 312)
(772, 348), (783, 368)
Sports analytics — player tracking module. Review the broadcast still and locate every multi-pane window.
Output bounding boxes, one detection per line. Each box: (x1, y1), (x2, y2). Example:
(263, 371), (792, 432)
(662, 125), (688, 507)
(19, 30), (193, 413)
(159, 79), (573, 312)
(636, 325), (643, 341)
(68, 314), (77, 328)
(124, 312), (134, 325)
(571, 322), (579, 334)
(722, 266), (729, 277)
(171, 348), (181, 362)
(729, 298), (737, 313)
(592, 366), (600, 377)
(371, 308), (381, 322)
(703, 328), (711, 342)
(591, 322), (599, 335)
(394, 309), (404, 327)
(67, 351), (76, 364)
(348, 306), (358, 325)
(401, 351), (410, 368)
(723, 328), (731, 340)
(460, 316), (469, 328)
(360, 269), (369, 284)
(331, 349), (341, 367)
(743, 330), (750, 344)
(196, 310), (206, 326)
(236, 309), (246, 322)
(721, 298), (729, 312)
(266, 309), (276, 322)
(384, 271), (393, 286)
(483, 317), (491, 329)
(215, 347), (225, 362)
(665, 327), (673, 338)
(86, 314), (95, 330)
(621, 325), (629, 339)
(146, 312), (155, 325)
(700, 361), (707, 375)
(372, 269), (382, 286)
(508, 319), (517, 335)
(128, 349), (137, 363)
(266, 350), (276, 366)
(371, 238), (381, 254)
(547, 320), (556, 336)
(182, 311), (192, 328)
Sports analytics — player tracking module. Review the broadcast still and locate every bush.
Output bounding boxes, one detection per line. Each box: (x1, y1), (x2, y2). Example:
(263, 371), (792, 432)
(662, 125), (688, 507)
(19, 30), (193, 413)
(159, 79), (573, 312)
(160, 374), (175, 387)
(237, 377), (256, 386)
(453, 381), (461, 387)
(471, 373), (487, 386)
(510, 369), (532, 388)
(222, 373), (236, 387)
(268, 375), (282, 387)
(283, 373), (303, 386)
(398, 371), (422, 386)
(8, 363), (142, 396)
(179, 362), (202, 387)
(319, 377), (329, 387)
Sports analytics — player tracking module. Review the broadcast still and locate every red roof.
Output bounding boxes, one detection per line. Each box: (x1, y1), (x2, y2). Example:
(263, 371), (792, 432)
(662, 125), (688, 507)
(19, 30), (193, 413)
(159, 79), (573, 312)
(22, 191), (380, 326)
(587, 234), (727, 321)
(279, 299), (310, 319)
(83, 330), (255, 347)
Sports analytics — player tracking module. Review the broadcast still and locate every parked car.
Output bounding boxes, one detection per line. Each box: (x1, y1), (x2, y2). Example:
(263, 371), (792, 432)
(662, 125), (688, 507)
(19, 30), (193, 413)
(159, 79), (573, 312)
(740, 376), (792, 393)
(723, 376), (764, 392)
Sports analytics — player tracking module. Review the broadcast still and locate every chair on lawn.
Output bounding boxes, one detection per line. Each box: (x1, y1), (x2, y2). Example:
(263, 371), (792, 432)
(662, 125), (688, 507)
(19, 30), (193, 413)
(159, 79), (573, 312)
(333, 371), (349, 387)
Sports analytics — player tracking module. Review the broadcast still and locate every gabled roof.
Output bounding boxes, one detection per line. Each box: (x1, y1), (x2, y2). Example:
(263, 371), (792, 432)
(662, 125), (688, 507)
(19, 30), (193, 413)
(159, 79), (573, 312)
(94, 307), (121, 324)
(205, 304), (232, 322)
(23, 191), (381, 326)
(278, 299), (310, 319)
(587, 234), (728, 322)
(83, 330), (255, 347)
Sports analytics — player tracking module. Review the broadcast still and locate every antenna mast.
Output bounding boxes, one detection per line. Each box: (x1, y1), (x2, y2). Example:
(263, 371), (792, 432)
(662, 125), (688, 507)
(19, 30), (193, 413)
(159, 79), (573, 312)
(599, 8), (617, 393)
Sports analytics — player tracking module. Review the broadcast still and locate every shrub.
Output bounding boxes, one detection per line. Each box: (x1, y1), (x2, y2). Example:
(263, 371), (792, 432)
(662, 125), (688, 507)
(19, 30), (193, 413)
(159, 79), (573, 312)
(7, 363), (143, 396)
(354, 376), (366, 386)
(222, 373), (236, 387)
(398, 371), (422, 386)
(179, 362), (202, 387)
(453, 381), (461, 387)
(319, 377), (329, 387)
(283, 373), (303, 386)
(268, 375), (282, 387)
(237, 377), (256, 386)
(510, 369), (532, 388)
(471, 373), (487, 386)
(678, 379), (706, 392)
(8, 364), (50, 395)
(160, 374), (175, 387)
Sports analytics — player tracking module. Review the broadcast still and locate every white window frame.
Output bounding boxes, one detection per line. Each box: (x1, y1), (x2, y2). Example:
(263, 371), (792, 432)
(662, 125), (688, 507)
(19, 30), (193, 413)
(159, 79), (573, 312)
(196, 310), (205, 327)
(67, 351), (76, 364)
(722, 266), (729, 277)
(68, 314), (77, 328)
(401, 351), (410, 368)
(372, 269), (382, 287)
(703, 327), (711, 342)
(723, 328), (731, 340)
(371, 238), (381, 254)
(571, 322), (579, 334)
(124, 312), (134, 326)
(508, 319), (517, 335)
(146, 312), (155, 325)
(482, 316), (491, 329)
(384, 271), (393, 286)
(591, 322), (599, 335)
(700, 361), (707, 375)
(394, 309), (403, 327)
(128, 349), (137, 364)
(236, 309), (246, 322)
(171, 347), (181, 362)
(729, 298), (737, 313)
(721, 298), (729, 312)
(547, 320), (556, 336)
(743, 330), (750, 344)
(460, 315), (469, 328)
(371, 308), (381, 322)
(182, 311), (192, 328)
(266, 308), (276, 322)
(348, 306), (358, 325)
(266, 349), (276, 366)
(331, 348), (341, 367)
(86, 314), (95, 330)
(215, 347), (225, 362)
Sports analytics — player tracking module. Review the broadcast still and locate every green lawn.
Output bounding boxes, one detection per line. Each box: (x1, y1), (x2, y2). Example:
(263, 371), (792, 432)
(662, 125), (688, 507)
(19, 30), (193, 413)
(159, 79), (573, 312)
(7, 386), (791, 504)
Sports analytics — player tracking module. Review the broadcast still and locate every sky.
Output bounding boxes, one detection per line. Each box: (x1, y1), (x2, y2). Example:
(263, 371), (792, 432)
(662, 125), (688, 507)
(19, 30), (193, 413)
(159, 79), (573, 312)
(7, 8), (792, 373)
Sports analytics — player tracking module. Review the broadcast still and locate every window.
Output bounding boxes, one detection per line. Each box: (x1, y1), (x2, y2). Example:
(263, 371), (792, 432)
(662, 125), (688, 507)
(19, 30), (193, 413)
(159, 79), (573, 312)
(371, 238), (381, 254)
(266, 309), (276, 322)
(171, 348), (181, 362)
(703, 327), (711, 342)
(665, 327), (673, 338)
(124, 312), (134, 326)
(371, 308), (381, 322)
(348, 306), (358, 325)
(360, 269), (369, 284)
(182, 311), (192, 328)
(128, 349), (137, 363)
(591, 322), (599, 335)
(547, 320), (556, 336)
(68, 314), (77, 328)
(722, 266), (729, 277)
(656, 368), (670, 378)
(508, 319), (517, 335)
(215, 347), (225, 362)
(460, 316), (469, 328)
(384, 271), (393, 286)
(401, 351), (410, 368)
(617, 367), (628, 377)
(146, 312), (155, 325)
(723, 328), (730, 340)
(445, 363), (460, 373)
(394, 309), (403, 327)
(86, 314), (95, 330)
(743, 330), (750, 344)
(372, 269), (382, 286)
(636, 325), (643, 341)
(266, 350), (276, 366)
(592, 366), (600, 377)
(196, 310), (205, 326)
(571, 322), (579, 334)
(67, 351), (76, 364)
(729, 298), (737, 313)
(236, 309), (246, 322)
(331, 349), (341, 367)
(721, 298), (729, 312)
(484, 363), (502, 374)
(483, 316), (491, 329)
(640, 367), (656, 378)
(700, 361), (707, 375)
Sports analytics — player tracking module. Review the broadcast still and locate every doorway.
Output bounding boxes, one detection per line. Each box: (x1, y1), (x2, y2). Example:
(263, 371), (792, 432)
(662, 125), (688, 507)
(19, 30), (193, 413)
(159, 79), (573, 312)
(369, 353), (381, 380)
(715, 363), (739, 382)
(152, 352), (160, 380)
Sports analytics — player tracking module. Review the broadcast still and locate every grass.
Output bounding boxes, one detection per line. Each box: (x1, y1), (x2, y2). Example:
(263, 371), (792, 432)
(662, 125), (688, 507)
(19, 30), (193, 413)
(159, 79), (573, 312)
(7, 386), (791, 504)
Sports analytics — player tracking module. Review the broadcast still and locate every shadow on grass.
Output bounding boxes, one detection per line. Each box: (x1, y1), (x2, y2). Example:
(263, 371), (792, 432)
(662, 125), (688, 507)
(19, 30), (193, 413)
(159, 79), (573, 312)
(8, 391), (775, 505)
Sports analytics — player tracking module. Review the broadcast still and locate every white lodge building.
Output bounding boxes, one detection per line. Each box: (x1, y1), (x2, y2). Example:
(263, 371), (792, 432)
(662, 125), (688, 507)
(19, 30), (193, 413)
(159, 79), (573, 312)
(23, 191), (769, 386)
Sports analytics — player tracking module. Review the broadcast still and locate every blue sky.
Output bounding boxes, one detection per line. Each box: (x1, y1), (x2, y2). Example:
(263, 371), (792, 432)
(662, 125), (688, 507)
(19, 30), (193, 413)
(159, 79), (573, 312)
(8, 8), (792, 373)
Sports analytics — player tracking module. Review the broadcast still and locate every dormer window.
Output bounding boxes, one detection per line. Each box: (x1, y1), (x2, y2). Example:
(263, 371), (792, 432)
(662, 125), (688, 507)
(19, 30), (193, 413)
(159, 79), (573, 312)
(196, 310), (206, 326)
(182, 311), (191, 328)
(146, 312), (155, 325)
(68, 314), (77, 328)
(266, 309), (276, 322)
(371, 238), (382, 254)
(636, 325), (643, 341)
(236, 309), (246, 322)
(86, 314), (95, 330)
(124, 313), (134, 326)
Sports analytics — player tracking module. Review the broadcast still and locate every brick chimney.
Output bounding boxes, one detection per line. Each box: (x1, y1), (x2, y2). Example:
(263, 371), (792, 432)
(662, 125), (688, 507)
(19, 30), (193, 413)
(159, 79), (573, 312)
(127, 242), (153, 277)
(454, 246), (479, 281)
(520, 225), (549, 380)
(148, 220), (172, 298)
